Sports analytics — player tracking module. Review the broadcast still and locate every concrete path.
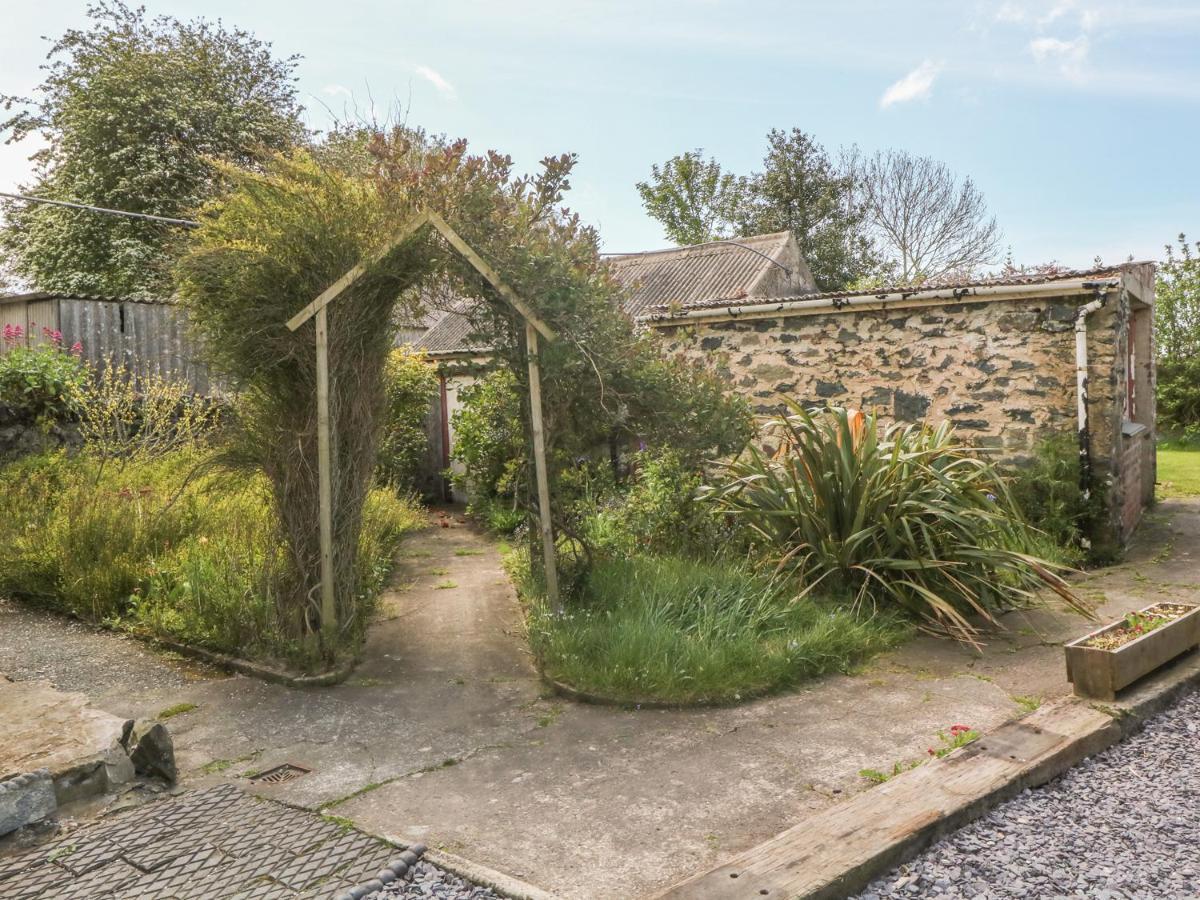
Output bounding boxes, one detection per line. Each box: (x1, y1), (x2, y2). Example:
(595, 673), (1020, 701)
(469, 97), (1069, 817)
(1, 503), (1197, 899)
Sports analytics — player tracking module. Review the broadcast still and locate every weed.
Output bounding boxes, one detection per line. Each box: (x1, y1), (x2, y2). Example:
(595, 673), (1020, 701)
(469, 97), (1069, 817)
(859, 724), (980, 786)
(427, 567), (450, 576)
(536, 704), (564, 728)
(321, 814), (357, 831)
(435, 580), (457, 590)
(46, 844), (76, 863)
(858, 760), (921, 784)
(157, 702), (198, 720)
(1012, 694), (1042, 713)
(454, 548), (484, 557)
(200, 758), (233, 775)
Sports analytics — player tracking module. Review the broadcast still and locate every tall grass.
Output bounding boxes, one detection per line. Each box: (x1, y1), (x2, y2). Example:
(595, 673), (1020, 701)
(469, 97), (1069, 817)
(0, 450), (424, 670)
(702, 405), (1088, 646)
(524, 554), (908, 705)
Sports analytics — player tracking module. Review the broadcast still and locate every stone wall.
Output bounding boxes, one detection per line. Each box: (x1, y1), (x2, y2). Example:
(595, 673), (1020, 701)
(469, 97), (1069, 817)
(0, 403), (82, 462)
(655, 294), (1124, 463)
(655, 291), (1143, 547)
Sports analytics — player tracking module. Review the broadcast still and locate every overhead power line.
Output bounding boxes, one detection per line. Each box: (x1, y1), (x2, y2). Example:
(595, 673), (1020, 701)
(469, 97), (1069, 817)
(0, 191), (199, 228)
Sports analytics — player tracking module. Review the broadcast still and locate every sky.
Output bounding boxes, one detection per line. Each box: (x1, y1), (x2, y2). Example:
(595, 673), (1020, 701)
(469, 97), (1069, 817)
(1, 0), (1198, 269)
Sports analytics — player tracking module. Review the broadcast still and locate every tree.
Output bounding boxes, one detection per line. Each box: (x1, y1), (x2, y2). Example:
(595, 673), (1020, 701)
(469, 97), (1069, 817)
(0, 1), (305, 297)
(638, 130), (876, 290)
(1157, 234), (1200, 363)
(851, 149), (1001, 284)
(738, 129), (876, 290)
(179, 129), (751, 660)
(1156, 234), (1200, 439)
(635, 151), (745, 246)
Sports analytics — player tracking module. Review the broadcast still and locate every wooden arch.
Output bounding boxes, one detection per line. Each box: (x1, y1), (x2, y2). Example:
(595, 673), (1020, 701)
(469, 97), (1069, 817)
(286, 211), (560, 640)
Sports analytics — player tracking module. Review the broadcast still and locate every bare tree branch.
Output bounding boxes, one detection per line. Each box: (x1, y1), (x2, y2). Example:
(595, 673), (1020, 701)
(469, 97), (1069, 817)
(850, 148), (1002, 284)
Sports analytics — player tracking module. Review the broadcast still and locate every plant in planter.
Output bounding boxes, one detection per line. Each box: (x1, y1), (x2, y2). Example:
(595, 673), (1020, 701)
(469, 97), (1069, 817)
(1066, 602), (1200, 699)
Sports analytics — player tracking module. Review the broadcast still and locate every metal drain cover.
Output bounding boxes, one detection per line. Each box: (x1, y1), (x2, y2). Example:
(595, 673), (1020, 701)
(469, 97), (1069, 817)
(251, 763), (311, 784)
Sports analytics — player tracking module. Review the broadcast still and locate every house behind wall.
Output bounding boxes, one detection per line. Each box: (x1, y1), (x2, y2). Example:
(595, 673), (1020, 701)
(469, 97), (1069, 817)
(648, 263), (1156, 551)
(415, 237), (1156, 548)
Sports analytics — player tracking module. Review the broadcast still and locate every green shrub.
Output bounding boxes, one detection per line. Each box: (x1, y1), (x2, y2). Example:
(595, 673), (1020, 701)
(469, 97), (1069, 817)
(0, 449), (423, 670)
(1005, 433), (1108, 565)
(524, 554), (907, 704)
(702, 405), (1086, 646)
(377, 348), (438, 493)
(0, 338), (86, 423)
(580, 449), (727, 558)
(452, 369), (525, 503)
(1158, 357), (1200, 443)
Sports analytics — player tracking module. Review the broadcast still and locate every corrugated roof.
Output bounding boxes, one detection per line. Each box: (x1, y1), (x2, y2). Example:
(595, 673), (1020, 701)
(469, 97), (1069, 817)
(414, 232), (801, 355)
(0, 290), (171, 307)
(410, 308), (492, 355)
(642, 262), (1145, 316)
(604, 232), (796, 317)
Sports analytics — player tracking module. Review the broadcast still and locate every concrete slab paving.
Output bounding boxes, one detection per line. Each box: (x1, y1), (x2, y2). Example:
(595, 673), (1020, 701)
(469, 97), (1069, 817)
(0, 502), (1195, 899)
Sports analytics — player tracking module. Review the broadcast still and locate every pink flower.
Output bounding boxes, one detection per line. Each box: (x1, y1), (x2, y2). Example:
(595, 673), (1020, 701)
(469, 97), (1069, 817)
(70, 341), (83, 356)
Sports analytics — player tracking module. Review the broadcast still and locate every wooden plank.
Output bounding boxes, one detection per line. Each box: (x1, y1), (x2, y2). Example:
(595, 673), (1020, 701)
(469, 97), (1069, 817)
(525, 323), (560, 613)
(656, 701), (1119, 900)
(286, 212), (433, 331)
(426, 212), (556, 342)
(315, 306), (336, 640)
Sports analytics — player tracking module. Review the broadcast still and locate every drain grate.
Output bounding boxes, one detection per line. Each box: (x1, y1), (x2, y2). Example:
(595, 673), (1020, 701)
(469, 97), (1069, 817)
(251, 763), (311, 784)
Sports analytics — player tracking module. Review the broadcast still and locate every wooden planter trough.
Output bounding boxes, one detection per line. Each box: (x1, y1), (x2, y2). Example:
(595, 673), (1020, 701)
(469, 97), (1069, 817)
(1066, 602), (1200, 700)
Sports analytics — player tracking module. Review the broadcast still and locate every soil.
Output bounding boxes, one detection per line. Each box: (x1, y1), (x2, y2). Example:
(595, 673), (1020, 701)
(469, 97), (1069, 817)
(1082, 603), (1198, 651)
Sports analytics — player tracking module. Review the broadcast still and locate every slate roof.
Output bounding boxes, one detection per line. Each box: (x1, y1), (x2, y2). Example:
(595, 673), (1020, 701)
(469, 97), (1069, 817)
(644, 262), (1148, 316)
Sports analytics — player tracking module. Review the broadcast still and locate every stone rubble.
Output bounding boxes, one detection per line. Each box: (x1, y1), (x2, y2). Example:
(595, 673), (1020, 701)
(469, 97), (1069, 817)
(370, 860), (501, 900)
(854, 689), (1200, 899)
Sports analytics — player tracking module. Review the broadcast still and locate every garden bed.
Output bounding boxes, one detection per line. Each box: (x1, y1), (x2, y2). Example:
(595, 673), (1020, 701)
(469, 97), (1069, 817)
(1065, 602), (1200, 699)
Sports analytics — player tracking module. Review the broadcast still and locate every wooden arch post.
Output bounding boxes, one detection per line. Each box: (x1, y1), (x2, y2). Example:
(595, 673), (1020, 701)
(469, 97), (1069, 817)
(286, 211), (561, 641)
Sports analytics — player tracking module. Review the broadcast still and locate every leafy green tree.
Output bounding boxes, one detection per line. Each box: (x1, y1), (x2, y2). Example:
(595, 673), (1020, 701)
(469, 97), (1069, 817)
(737, 129), (876, 290)
(1156, 234), (1200, 439)
(638, 130), (875, 289)
(635, 151), (746, 246)
(0, 1), (305, 297)
(1157, 235), (1200, 363)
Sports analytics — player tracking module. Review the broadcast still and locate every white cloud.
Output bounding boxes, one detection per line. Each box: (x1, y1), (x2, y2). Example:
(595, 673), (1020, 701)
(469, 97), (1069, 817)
(995, 2), (1027, 24)
(1029, 35), (1090, 80)
(414, 65), (456, 99)
(879, 60), (943, 108)
(321, 84), (352, 98)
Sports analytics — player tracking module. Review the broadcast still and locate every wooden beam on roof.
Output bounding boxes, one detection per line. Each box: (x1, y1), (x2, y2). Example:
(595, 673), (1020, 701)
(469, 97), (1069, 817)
(423, 211), (556, 342)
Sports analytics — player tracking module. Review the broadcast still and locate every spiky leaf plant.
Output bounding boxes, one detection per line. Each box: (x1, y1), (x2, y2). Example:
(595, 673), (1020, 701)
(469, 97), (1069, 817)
(702, 404), (1090, 645)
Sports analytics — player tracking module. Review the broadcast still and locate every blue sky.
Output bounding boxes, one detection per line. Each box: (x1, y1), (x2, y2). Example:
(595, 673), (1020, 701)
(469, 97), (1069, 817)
(2, 1), (1198, 267)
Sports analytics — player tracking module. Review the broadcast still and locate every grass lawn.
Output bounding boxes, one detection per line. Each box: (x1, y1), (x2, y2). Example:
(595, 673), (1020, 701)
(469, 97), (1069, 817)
(1157, 445), (1200, 500)
(522, 554), (909, 706)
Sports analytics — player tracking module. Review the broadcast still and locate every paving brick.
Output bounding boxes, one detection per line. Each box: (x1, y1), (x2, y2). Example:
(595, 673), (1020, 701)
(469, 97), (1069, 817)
(48, 837), (123, 876)
(113, 846), (231, 899)
(56, 859), (142, 899)
(267, 830), (382, 891)
(0, 861), (70, 900)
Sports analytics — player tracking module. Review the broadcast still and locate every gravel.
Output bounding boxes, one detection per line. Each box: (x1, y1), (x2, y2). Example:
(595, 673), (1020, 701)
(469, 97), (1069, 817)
(371, 860), (501, 899)
(854, 689), (1200, 900)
